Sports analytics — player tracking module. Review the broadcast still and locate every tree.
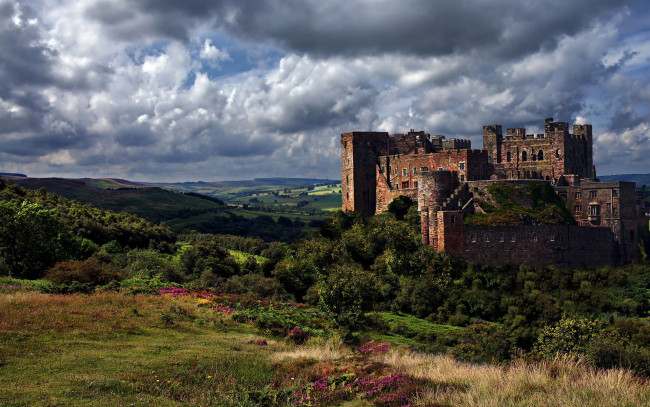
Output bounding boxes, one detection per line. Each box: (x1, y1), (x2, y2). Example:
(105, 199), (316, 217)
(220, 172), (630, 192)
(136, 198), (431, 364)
(533, 315), (598, 358)
(0, 202), (88, 279)
(387, 195), (414, 220)
(318, 265), (381, 340)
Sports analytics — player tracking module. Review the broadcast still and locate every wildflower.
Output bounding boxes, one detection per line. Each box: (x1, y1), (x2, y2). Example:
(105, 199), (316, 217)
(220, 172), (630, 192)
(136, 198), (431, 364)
(207, 375), (213, 379)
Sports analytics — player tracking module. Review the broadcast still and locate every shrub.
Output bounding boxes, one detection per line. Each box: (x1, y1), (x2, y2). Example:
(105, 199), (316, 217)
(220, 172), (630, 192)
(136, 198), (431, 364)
(45, 258), (124, 287)
(219, 273), (291, 301)
(452, 323), (515, 364)
(533, 315), (598, 358)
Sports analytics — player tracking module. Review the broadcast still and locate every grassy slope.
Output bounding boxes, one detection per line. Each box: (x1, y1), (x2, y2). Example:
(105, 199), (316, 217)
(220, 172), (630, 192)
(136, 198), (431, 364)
(465, 182), (575, 226)
(1, 287), (648, 407)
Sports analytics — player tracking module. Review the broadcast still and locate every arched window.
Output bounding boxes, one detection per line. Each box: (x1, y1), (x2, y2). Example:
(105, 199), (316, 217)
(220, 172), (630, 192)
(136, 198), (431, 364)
(506, 151), (511, 162)
(522, 151), (527, 161)
(538, 150), (544, 160)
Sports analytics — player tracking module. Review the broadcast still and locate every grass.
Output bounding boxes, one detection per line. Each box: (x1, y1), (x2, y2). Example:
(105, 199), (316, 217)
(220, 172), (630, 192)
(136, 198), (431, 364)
(465, 182), (576, 226)
(1, 286), (647, 406)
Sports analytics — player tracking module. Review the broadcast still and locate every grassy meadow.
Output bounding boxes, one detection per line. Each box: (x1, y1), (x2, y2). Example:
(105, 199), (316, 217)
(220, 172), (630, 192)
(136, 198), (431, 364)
(1, 285), (647, 407)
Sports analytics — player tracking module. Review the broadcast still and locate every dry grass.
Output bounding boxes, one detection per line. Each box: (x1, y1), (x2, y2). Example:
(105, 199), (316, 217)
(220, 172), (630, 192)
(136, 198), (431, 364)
(273, 336), (350, 362)
(378, 350), (649, 407)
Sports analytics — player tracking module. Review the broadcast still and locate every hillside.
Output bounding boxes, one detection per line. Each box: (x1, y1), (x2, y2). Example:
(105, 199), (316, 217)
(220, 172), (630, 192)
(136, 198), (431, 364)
(10, 176), (338, 241)
(13, 177), (225, 223)
(599, 173), (650, 185)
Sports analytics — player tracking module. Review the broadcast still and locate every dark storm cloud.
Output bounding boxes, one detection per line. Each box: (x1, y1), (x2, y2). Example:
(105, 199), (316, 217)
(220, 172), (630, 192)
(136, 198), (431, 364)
(0, 121), (93, 156)
(88, 0), (626, 60)
(0, 1), (55, 92)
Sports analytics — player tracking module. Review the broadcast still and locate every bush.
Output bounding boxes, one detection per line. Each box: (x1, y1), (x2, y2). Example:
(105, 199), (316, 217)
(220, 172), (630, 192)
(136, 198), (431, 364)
(220, 273), (291, 301)
(452, 323), (515, 364)
(45, 258), (124, 287)
(533, 315), (598, 358)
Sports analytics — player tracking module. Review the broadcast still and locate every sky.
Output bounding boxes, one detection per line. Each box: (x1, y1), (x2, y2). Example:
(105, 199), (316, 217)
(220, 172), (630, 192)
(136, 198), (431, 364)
(1, 0), (649, 182)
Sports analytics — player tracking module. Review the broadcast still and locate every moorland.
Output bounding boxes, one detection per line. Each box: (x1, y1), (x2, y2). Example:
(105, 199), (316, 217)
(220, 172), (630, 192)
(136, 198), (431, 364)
(0, 175), (649, 406)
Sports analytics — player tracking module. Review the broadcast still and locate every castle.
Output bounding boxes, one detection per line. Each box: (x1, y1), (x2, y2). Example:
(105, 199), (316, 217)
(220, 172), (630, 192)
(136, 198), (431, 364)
(341, 118), (642, 267)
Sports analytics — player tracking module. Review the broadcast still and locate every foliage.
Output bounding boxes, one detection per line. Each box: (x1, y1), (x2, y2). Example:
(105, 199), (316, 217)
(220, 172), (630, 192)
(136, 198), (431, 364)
(220, 273), (292, 301)
(533, 315), (598, 358)
(0, 201), (95, 279)
(318, 265), (381, 340)
(387, 195), (414, 220)
(0, 178), (176, 257)
(125, 249), (185, 283)
(45, 258), (124, 290)
(452, 323), (516, 364)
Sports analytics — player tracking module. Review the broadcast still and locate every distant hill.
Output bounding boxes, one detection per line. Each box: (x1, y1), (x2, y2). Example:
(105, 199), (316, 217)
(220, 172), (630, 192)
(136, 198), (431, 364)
(13, 177), (225, 223)
(599, 174), (650, 185)
(0, 173), (27, 178)
(147, 177), (340, 193)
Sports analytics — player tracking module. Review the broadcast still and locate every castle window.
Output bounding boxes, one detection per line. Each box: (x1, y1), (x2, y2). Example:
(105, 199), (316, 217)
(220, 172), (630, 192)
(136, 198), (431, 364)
(506, 151), (511, 162)
(612, 189), (618, 197)
(451, 215), (455, 223)
(414, 181), (418, 188)
(395, 184), (399, 190)
(613, 207), (617, 215)
(344, 141), (347, 148)
(589, 204), (600, 216)
(388, 166), (391, 174)
(413, 168), (418, 174)
(402, 168), (407, 176)
(538, 150), (544, 160)
(550, 234), (555, 242)
(471, 234), (476, 243)
(499, 233), (504, 242)
(394, 168), (398, 175)
(522, 151), (527, 161)
(459, 162), (465, 170)
(574, 205), (582, 213)
(485, 234), (490, 242)
(346, 175), (349, 184)
(402, 181), (409, 189)
(460, 175), (465, 181)
(346, 192), (349, 200)
(532, 233), (537, 242)
(511, 235), (516, 242)
(555, 149), (560, 158)
(575, 192), (581, 199)
(420, 166), (428, 171)
(589, 190), (597, 199)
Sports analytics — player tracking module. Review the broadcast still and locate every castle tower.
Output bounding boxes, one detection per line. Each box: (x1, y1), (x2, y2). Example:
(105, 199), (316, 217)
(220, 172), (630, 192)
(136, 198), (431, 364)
(573, 123), (594, 179)
(341, 132), (389, 216)
(483, 124), (503, 164)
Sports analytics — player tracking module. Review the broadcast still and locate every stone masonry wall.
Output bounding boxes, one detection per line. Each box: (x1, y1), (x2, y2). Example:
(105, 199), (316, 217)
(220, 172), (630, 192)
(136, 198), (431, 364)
(463, 224), (615, 267)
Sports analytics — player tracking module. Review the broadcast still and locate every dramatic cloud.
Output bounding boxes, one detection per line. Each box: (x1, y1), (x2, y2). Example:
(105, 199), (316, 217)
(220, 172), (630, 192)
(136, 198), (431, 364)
(0, 0), (649, 180)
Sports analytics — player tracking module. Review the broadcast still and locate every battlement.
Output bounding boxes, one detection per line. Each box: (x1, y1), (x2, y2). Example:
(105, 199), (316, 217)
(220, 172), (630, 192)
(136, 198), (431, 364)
(341, 117), (639, 267)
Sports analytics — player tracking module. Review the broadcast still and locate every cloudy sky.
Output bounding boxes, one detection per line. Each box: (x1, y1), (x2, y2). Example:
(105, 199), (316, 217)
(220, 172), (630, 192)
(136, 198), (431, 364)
(1, 0), (649, 181)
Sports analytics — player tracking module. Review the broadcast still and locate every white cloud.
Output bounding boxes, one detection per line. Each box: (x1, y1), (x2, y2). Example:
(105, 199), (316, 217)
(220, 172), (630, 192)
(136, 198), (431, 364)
(0, 0), (648, 181)
(200, 39), (231, 64)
